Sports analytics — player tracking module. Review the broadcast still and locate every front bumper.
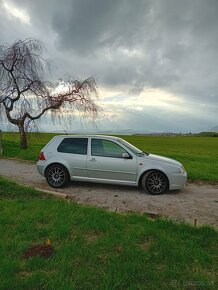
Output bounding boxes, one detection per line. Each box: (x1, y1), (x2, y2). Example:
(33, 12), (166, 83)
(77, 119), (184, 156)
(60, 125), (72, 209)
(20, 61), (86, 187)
(169, 172), (187, 190)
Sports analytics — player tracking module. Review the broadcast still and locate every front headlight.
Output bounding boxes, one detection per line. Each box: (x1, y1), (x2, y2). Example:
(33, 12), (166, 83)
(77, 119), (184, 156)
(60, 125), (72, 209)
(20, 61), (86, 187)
(180, 166), (186, 174)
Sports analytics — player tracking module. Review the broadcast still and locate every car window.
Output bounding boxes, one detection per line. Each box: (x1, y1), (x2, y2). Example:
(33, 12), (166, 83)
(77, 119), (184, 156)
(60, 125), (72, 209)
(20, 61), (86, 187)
(57, 138), (88, 155)
(91, 139), (128, 158)
(117, 139), (142, 154)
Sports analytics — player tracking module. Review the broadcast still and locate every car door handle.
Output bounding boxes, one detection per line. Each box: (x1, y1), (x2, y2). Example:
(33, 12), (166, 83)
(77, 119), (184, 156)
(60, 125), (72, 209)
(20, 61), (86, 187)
(90, 158), (96, 162)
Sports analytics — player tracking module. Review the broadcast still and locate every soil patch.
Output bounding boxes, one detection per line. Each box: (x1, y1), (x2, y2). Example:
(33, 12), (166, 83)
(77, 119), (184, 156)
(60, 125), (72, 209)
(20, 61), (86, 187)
(23, 244), (55, 259)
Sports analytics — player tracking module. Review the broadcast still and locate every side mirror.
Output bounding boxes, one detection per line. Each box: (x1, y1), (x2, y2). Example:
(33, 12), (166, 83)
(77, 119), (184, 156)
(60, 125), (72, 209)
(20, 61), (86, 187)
(122, 152), (130, 159)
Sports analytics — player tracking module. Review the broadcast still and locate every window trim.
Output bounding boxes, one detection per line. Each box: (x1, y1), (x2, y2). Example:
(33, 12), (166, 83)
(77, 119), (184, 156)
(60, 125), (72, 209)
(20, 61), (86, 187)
(91, 138), (133, 159)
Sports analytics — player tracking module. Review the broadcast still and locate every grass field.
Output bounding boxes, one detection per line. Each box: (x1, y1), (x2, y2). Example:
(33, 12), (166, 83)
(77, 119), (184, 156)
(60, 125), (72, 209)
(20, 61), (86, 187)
(0, 176), (217, 289)
(2, 132), (218, 182)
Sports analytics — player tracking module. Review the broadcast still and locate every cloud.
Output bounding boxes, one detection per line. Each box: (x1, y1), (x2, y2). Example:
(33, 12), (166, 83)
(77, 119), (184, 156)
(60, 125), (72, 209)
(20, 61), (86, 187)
(1, 0), (30, 24)
(0, 0), (217, 132)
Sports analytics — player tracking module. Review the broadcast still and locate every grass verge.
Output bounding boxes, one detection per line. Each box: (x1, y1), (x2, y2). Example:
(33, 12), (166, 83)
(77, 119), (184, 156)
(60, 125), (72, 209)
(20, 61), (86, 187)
(0, 176), (217, 289)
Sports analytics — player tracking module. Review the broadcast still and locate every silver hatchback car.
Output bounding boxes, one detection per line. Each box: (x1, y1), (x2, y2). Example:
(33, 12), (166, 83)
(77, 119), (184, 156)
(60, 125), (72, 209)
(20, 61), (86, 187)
(37, 135), (187, 195)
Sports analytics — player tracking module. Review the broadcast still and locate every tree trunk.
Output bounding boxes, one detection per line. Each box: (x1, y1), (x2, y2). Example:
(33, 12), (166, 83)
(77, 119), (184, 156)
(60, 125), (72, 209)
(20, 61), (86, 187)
(18, 123), (28, 150)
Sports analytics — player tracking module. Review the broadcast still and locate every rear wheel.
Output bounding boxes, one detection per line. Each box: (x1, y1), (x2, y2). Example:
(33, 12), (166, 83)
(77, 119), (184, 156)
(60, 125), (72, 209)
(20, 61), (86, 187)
(142, 170), (168, 195)
(45, 164), (69, 188)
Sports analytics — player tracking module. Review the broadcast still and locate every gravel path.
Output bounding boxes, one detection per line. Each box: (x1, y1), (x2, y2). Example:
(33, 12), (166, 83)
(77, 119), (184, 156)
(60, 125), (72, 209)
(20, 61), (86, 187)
(0, 158), (217, 227)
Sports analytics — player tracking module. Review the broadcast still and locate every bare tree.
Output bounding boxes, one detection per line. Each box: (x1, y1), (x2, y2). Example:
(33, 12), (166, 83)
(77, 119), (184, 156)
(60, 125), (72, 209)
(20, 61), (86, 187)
(0, 39), (100, 149)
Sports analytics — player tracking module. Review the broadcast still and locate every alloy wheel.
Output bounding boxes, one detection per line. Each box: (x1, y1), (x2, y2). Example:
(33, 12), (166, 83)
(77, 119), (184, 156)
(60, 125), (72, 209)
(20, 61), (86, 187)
(143, 171), (168, 195)
(47, 166), (66, 187)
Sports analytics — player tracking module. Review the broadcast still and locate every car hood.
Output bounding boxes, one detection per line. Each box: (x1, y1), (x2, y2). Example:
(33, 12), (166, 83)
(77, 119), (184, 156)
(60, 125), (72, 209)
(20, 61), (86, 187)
(144, 154), (182, 167)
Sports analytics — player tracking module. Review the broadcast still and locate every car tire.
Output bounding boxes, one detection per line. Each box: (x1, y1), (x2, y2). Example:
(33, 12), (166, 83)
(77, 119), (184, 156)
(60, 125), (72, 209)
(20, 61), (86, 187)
(45, 164), (70, 188)
(142, 170), (168, 195)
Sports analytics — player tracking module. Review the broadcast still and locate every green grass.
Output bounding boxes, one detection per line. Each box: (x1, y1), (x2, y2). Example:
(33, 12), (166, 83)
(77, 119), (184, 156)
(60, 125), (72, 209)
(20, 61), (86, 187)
(2, 132), (54, 161)
(2, 132), (218, 182)
(0, 176), (217, 289)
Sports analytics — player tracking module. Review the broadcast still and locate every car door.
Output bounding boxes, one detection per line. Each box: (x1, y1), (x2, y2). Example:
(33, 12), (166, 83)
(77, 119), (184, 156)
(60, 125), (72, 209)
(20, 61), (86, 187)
(57, 137), (88, 178)
(87, 138), (137, 182)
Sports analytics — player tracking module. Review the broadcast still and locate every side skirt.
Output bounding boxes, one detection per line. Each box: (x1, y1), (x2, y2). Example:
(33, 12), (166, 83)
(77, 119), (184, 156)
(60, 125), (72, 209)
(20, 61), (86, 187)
(71, 176), (138, 187)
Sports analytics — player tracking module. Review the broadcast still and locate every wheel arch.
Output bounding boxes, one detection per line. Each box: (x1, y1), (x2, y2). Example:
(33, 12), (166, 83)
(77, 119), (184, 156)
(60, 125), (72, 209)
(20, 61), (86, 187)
(45, 162), (70, 178)
(138, 169), (169, 188)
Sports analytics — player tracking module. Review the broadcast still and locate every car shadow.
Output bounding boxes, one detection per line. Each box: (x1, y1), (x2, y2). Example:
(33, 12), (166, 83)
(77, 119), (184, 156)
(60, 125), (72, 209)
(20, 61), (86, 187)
(64, 180), (182, 195)
(65, 180), (144, 192)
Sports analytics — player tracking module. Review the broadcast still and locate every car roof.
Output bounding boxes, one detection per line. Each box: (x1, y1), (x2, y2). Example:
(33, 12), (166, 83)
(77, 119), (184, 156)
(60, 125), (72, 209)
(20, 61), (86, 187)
(55, 135), (122, 141)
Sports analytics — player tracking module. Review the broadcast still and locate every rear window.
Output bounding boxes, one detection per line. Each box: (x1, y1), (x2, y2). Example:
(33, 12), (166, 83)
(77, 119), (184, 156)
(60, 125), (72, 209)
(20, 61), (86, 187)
(57, 138), (88, 155)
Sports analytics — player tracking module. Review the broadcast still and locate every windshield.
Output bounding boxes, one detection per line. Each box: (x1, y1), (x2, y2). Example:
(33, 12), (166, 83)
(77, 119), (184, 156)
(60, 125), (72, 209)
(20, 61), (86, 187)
(117, 139), (148, 156)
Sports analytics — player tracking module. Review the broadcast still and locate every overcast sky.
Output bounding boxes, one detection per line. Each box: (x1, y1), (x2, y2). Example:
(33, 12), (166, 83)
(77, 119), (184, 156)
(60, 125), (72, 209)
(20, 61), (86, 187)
(0, 0), (218, 133)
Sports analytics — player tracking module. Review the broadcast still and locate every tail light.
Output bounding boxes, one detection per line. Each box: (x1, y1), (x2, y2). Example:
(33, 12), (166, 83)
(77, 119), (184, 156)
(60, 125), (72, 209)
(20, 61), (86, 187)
(39, 151), (46, 160)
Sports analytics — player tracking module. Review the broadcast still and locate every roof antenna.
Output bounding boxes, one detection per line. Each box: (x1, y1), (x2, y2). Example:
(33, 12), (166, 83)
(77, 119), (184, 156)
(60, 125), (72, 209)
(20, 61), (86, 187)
(60, 123), (68, 135)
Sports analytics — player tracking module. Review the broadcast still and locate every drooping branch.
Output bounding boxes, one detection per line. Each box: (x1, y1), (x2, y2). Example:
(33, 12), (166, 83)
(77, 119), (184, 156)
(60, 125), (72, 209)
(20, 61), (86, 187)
(22, 77), (99, 121)
(0, 38), (101, 149)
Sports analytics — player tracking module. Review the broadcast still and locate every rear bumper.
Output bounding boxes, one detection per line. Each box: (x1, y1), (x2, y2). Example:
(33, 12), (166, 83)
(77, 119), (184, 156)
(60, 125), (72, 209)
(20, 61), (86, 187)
(36, 161), (46, 177)
(169, 172), (187, 190)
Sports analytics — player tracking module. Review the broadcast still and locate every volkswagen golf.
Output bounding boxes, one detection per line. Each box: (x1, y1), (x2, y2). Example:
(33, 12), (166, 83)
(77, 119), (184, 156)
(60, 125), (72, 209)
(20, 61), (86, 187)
(37, 135), (187, 195)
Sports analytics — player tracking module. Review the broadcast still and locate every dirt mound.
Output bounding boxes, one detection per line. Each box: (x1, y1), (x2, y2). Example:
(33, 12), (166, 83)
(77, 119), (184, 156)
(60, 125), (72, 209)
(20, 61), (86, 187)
(23, 244), (55, 259)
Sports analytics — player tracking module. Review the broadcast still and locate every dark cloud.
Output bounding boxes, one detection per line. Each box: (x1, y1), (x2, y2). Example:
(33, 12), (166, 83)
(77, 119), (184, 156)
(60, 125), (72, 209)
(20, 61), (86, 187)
(52, 0), (150, 53)
(0, 0), (217, 132)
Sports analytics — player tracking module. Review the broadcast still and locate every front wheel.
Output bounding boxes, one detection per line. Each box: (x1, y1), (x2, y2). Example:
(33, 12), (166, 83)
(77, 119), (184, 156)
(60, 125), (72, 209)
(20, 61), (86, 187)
(142, 170), (168, 195)
(45, 164), (69, 188)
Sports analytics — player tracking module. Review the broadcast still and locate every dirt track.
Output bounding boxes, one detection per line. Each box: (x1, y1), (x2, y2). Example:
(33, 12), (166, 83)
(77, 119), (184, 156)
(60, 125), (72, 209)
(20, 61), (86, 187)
(0, 158), (217, 227)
